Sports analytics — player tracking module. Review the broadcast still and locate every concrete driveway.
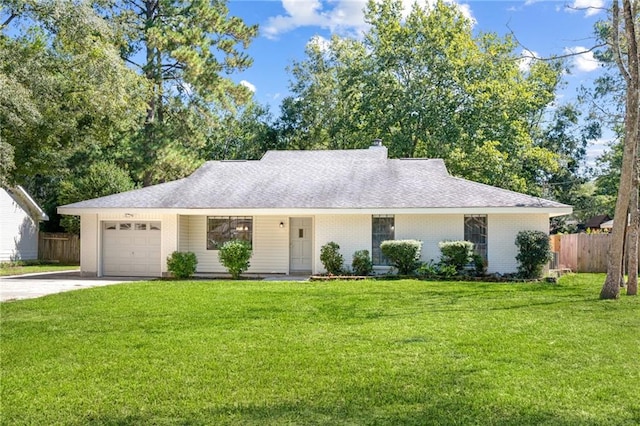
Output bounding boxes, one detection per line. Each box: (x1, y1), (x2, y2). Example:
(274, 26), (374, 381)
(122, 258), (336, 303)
(0, 271), (150, 302)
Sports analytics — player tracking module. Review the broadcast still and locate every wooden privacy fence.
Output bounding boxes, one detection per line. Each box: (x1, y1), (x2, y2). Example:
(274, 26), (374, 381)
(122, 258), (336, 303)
(550, 233), (638, 273)
(38, 232), (80, 263)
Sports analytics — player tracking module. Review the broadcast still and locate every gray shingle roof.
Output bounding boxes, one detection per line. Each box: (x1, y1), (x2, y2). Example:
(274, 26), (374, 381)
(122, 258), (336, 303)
(60, 147), (569, 210)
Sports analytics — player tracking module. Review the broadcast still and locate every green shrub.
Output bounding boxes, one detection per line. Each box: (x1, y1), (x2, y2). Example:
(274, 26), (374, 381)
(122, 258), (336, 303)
(380, 240), (422, 275)
(515, 230), (552, 279)
(438, 240), (474, 274)
(416, 260), (438, 278)
(218, 240), (252, 279)
(320, 242), (343, 275)
(166, 251), (198, 279)
(352, 250), (373, 276)
(472, 253), (486, 277)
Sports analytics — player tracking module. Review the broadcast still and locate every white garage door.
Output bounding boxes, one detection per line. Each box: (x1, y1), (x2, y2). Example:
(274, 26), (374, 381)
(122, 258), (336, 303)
(102, 222), (161, 277)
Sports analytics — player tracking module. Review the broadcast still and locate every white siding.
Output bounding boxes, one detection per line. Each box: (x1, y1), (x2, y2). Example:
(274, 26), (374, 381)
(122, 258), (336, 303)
(80, 214), (98, 276)
(314, 214), (371, 274)
(184, 215), (289, 274)
(178, 215), (189, 252)
(0, 188), (39, 261)
(488, 213), (549, 274)
(160, 214), (178, 275)
(396, 214), (463, 264)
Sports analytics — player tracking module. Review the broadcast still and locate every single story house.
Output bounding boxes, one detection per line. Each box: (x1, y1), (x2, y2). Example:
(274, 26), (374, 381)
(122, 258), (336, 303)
(58, 144), (571, 277)
(1, 186), (49, 262)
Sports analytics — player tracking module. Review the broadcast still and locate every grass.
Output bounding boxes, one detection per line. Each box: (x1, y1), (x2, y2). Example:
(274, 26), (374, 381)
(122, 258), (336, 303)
(1, 274), (639, 425)
(0, 260), (79, 276)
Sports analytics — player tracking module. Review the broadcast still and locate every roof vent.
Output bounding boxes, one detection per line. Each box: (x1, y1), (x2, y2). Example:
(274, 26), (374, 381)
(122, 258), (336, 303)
(371, 138), (383, 147)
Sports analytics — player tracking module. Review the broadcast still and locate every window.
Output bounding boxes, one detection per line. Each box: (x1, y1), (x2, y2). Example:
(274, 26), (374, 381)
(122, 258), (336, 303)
(135, 223), (147, 231)
(119, 223), (132, 230)
(464, 215), (487, 263)
(207, 216), (253, 250)
(104, 222), (117, 230)
(372, 215), (394, 265)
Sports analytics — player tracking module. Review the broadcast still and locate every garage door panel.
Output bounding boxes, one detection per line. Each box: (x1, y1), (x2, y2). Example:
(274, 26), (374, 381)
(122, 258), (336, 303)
(102, 222), (161, 277)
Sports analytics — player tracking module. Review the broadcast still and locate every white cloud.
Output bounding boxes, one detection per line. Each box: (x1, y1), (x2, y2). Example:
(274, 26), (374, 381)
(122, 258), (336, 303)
(240, 80), (256, 92)
(518, 49), (539, 73)
(564, 46), (600, 73)
(263, 0), (474, 39)
(566, 0), (605, 17)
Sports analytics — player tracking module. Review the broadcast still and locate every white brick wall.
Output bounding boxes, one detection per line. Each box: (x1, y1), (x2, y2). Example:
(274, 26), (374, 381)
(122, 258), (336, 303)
(396, 214), (463, 264)
(315, 214), (371, 273)
(488, 213), (549, 274)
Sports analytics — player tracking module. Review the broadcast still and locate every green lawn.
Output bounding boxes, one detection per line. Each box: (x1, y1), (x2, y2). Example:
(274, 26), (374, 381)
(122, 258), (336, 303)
(0, 261), (79, 276)
(1, 274), (638, 425)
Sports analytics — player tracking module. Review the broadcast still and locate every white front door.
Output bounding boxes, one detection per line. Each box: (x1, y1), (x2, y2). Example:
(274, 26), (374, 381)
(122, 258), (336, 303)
(290, 217), (312, 272)
(102, 221), (161, 277)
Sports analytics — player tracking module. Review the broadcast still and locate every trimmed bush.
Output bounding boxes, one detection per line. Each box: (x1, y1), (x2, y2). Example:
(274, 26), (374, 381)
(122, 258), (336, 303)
(166, 251), (198, 279)
(218, 240), (252, 279)
(438, 240), (475, 274)
(380, 240), (422, 275)
(515, 230), (552, 279)
(352, 250), (373, 276)
(320, 242), (343, 275)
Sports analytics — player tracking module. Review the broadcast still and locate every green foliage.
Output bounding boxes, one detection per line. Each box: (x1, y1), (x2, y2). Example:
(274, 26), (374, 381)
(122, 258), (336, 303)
(320, 242), (344, 275)
(166, 251), (198, 279)
(438, 240), (475, 274)
(351, 250), (373, 276)
(472, 253), (487, 277)
(279, 0), (565, 195)
(515, 230), (552, 279)
(218, 240), (252, 279)
(58, 162), (135, 234)
(380, 240), (422, 275)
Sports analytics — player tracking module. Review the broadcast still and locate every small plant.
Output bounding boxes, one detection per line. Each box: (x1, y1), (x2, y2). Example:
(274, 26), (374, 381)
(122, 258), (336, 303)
(320, 242), (344, 275)
(437, 263), (458, 278)
(166, 251), (198, 279)
(438, 240), (475, 274)
(218, 240), (252, 279)
(380, 240), (422, 275)
(416, 260), (439, 278)
(472, 253), (486, 277)
(515, 230), (552, 279)
(352, 250), (373, 276)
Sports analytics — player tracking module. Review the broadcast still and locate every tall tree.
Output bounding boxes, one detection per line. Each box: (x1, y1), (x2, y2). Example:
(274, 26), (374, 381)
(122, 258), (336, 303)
(102, 0), (258, 185)
(280, 0), (565, 195)
(1, 0), (147, 228)
(600, 0), (639, 299)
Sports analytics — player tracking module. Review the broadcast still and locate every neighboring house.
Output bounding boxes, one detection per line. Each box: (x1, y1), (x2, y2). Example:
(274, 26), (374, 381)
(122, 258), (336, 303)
(0, 186), (49, 262)
(584, 214), (611, 232)
(58, 144), (572, 277)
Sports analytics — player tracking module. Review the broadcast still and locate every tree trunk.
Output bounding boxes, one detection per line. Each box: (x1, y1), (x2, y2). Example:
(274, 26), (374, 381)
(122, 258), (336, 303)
(601, 0), (639, 299)
(627, 126), (639, 296)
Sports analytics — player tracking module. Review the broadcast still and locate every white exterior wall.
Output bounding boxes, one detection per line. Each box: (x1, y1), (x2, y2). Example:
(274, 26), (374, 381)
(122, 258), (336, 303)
(0, 189), (39, 261)
(76, 211), (551, 277)
(185, 215), (289, 274)
(79, 212), (174, 277)
(314, 214), (371, 274)
(396, 214), (463, 264)
(79, 214), (98, 276)
(488, 213), (550, 274)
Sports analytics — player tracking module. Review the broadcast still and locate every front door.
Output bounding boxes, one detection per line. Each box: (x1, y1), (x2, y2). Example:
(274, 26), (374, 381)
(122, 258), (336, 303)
(290, 217), (312, 273)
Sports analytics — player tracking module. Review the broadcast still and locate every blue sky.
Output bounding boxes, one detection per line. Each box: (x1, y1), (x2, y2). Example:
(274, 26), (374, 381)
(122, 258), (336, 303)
(227, 0), (612, 163)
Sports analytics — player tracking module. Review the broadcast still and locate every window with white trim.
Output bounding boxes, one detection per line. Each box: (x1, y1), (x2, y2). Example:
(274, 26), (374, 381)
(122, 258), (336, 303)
(207, 216), (253, 250)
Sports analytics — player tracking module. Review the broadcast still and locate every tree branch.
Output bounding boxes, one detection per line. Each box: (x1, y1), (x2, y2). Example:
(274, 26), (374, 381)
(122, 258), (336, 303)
(1, 11), (18, 30)
(611, 0), (632, 84)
